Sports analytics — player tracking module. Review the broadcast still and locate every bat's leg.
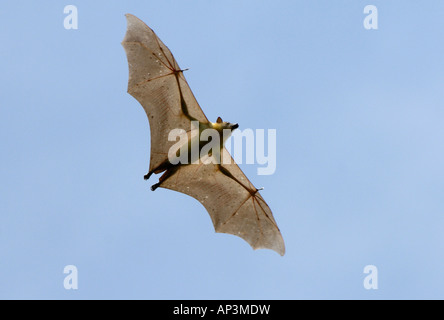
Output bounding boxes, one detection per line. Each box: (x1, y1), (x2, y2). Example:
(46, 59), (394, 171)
(217, 164), (258, 195)
(150, 182), (161, 191)
(144, 159), (174, 180)
(151, 165), (180, 191)
(144, 171), (154, 180)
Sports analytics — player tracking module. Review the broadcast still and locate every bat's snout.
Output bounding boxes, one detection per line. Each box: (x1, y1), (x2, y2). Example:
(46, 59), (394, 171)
(232, 123), (239, 130)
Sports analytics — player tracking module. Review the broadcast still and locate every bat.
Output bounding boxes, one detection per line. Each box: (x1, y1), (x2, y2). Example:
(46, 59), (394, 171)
(121, 14), (285, 255)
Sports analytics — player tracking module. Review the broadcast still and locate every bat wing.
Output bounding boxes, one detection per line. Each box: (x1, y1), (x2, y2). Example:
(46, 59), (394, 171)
(122, 14), (209, 172)
(161, 148), (285, 256)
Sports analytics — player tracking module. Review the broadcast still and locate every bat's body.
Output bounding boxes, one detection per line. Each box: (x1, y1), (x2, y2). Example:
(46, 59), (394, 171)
(149, 117), (240, 192)
(122, 14), (285, 255)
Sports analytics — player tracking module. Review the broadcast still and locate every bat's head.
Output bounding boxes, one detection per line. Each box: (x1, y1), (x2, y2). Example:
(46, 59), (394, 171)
(211, 117), (239, 145)
(213, 116), (239, 132)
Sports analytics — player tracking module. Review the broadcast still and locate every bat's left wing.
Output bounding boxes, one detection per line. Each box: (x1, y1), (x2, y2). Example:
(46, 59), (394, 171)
(161, 148), (285, 256)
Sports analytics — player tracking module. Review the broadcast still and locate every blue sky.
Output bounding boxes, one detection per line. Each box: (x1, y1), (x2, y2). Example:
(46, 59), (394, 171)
(1, 1), (444, 299)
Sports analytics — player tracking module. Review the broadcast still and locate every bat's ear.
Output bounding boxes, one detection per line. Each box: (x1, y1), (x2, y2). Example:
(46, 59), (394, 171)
(216, 117), (223, 123)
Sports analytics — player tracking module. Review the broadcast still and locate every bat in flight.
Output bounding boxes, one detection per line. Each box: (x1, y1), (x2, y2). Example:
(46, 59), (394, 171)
(121, 14), (285, 255)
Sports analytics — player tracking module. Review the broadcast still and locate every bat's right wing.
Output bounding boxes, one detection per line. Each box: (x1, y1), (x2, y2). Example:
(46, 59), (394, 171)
(122, 14), (209, 172)
(161, 148), (286, 256)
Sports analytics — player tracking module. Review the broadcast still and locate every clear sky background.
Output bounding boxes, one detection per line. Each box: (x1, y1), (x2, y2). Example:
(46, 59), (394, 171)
(1, 1), (444, 299)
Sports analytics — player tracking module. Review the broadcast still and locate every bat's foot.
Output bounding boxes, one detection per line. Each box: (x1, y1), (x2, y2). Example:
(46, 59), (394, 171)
(144, 171), (153, 180)
(151, 182), (160, 191)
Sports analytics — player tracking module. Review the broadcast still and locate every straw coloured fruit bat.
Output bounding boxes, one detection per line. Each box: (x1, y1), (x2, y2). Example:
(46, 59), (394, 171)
(122, 14), (285, 255)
